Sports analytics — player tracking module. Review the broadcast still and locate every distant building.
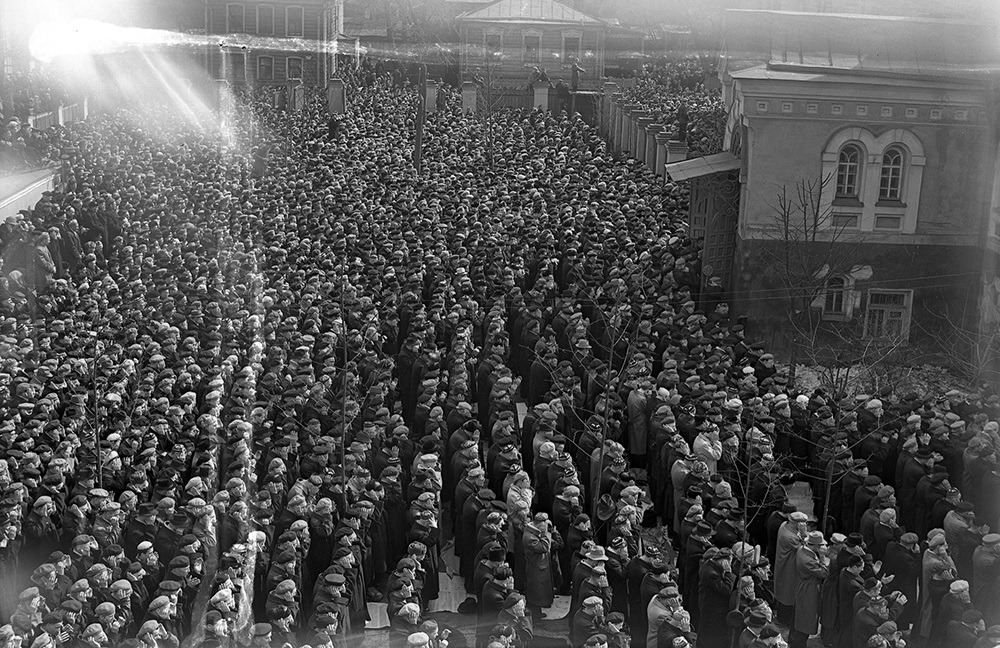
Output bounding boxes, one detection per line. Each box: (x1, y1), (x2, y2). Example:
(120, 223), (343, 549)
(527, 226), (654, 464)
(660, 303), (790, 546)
(666, 9), (1000, 372)
(206, 0), (343, 86)
(456, 0), (608, 90)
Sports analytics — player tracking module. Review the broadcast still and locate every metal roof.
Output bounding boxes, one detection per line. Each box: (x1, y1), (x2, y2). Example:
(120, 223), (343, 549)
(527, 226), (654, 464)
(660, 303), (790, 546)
(458, 0), (601, 25)
(664, 152), (741, 182)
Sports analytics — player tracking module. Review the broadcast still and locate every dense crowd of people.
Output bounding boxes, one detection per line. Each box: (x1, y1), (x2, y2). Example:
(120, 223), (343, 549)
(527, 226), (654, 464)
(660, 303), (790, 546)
(0, 58), (997, 648)
(1, 71), (81, 174)
(616, 58), (725, 155)
(1, 116), (61, 174)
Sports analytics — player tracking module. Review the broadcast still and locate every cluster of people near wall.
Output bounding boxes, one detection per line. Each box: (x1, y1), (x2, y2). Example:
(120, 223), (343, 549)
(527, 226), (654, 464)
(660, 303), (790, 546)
(0, 58), (997, 648)
(615, 59), (726, 155)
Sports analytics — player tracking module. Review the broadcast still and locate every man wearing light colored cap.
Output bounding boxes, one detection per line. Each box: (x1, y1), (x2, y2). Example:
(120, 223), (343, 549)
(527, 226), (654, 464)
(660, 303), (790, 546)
(406, 632), (430, 648)
(572, 596), (605, 648)
(774, 510), (809, 619)
(79, 622), (108, 648)
(932, 579), (972, 641)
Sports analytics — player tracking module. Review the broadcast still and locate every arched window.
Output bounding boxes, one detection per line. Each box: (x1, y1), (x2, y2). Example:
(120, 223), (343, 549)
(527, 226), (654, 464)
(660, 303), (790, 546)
(836, 145), (862, 198)
(879, 147), (904, 201)
(824, 276), (846, 314)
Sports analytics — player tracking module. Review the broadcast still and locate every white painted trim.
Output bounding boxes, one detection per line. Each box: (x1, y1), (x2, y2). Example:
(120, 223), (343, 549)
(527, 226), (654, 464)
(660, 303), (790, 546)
(257, 5), (275, 35)
(863, 288), (914, 341)
(820, 126), (925, 235)
(257, 55), (274, 80)
(286, 56), (304, 80)
(0, 176), (56, 210)
(226, 3), (245, 33)
(561, 30), (583, 61)
(285, 6), (304, 37)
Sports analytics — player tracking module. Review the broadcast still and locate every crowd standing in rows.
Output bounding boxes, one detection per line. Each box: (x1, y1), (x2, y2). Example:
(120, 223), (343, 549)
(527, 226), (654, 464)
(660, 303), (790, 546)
(0, 58), (997, 648)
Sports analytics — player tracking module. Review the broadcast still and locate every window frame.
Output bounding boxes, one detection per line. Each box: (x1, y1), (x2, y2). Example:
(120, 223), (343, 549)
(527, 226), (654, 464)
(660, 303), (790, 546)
(823, 276), (847, 317)
(831, 213), (859, 229)
(483, 30), (503, 57)
(230, 51), (246, 82)
(523, 32), (541, 65)
(863, 289), (912, 341)
(285, 6), (304, 37)
(878, 146), (905, 203)
(226, 3), (245, 33)
(821, 128), (925, 236)
(874, 215), (902, 230)
(257, 5), (275, 35)
(286, 56), (304, 81)
(257, 55), (274, 81)
(835, 144), (863, 201)
(562, 32), (582, 62)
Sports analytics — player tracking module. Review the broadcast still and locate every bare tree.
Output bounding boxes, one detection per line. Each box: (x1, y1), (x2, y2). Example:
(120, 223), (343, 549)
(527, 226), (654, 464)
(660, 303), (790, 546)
(752, 175), (863, 388)
(918, 300), (1000, 389)
(471, 49), (507, 170)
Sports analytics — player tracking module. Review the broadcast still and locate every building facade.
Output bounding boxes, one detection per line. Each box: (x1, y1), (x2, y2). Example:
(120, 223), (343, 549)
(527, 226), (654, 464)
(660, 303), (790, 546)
(670, 9), (1000, 373)
(457, 0), (607, 90)
(206, 0), (343, 86)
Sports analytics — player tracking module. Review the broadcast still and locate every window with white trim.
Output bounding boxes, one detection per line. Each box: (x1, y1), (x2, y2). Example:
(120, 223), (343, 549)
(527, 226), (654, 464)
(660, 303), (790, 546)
(864, 289), (912, 340)
(824, 276), (846, 315)
(257, 55), (273, 80)
(286, 57), (303, 80)
(563, 34), (581, 61)
(286, 6), (304, 37)
(820, 127), (926, 235)
(484, 31), (502, 57)
(231, 52), (246, 81)
(257, 5), (274, 35)
(836, 145), (862, 199)
(226, 3), (245, 32)
(879, 147), (904, 202)
(524, 34), (540, 64)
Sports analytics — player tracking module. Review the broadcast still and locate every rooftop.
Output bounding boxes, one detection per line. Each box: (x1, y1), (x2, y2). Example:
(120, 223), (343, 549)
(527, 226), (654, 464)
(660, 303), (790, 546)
(458, 0), (601, 25)
(721, 9), (1000, 76)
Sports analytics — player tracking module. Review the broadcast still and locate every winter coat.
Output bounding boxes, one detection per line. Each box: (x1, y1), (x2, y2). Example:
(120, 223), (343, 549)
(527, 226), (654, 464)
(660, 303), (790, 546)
(522, 522), (554, 607)
(792, 545), (829, 635)
(773, 521), (803, 606)
(697, 560), (735, 648)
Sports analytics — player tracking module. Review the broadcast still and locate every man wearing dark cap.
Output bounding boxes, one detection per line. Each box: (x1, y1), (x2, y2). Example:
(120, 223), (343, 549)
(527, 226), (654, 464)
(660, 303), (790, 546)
(248, 622), (273, 648)
(697, 548), (735, 647)
(944, 501), (987, 580)
(854, 594), (905, 648)
(898, 448), (933, 531)
(835, 553), (866, 648)
(738, 610), (769, 648)
(496, 592), (532, 648)
(461, 489), (493, 588)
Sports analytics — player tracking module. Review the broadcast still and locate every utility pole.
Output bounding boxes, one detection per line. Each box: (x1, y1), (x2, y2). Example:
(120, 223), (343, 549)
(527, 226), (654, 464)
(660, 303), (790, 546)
(340, 272), (349, 512)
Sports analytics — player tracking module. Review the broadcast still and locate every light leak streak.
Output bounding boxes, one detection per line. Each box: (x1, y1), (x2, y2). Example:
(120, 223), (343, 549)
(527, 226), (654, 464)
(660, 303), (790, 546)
(29, 19), (332, 63)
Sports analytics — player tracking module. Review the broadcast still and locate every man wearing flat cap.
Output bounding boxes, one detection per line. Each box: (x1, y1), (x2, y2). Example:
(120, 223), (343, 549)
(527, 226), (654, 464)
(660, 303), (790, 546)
(854, 594), (905, 648)
(572, 596), (605, 648)
(773, 510), (809, 623)
(788, 532), (828, 648)
(697, 547), (735, 647)
(522, 513), (557, 615)
(496, 591), (533, 648)
(24, 495), (59, 568)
